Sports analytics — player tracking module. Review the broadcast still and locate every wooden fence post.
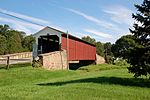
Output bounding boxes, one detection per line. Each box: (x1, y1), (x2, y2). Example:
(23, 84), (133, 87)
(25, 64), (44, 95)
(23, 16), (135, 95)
(6, 56), (10, 69)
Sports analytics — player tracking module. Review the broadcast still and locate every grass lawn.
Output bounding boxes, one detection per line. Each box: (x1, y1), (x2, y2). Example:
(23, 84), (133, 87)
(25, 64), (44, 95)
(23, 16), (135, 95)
(0, 63), (149, 100)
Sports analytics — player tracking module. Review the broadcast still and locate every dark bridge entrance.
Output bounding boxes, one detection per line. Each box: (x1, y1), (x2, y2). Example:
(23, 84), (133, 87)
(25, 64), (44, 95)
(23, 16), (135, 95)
(38, 35), (59, 54)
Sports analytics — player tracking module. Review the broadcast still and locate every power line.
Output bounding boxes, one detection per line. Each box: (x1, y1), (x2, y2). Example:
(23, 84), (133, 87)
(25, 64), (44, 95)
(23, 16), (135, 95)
(0, 11), (45, 27)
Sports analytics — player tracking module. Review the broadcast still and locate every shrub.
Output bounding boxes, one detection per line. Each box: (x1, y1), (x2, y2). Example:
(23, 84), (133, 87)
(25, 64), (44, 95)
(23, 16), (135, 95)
(105, 55), (114, 64)
(32, 60), (42, 68)
(114, 58), (129, 67)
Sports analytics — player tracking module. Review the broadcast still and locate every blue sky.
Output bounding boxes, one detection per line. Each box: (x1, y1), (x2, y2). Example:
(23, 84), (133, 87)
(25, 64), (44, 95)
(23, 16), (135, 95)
(0, 0), (142, 43)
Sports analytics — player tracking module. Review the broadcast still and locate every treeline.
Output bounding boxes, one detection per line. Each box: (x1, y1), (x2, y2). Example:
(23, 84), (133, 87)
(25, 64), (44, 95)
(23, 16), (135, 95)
(82, 0), (150, 78)
(0, 24), (35, 55)
(82, 34), (149, 78)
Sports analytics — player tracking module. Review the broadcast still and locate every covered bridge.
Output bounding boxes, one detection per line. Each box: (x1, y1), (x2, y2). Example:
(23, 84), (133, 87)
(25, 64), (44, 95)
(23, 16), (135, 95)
(33, 26), (98, 70)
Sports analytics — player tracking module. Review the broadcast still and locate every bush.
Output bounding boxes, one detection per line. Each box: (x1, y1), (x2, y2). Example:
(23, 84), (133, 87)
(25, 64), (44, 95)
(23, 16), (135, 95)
(114, 58), (129, 67)
(105, 55), (114, 64)
(32, 60), (42, 68)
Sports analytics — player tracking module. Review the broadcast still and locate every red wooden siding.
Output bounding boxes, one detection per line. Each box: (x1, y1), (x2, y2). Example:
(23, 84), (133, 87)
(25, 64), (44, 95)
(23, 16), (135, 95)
(61, 36), (96, 61)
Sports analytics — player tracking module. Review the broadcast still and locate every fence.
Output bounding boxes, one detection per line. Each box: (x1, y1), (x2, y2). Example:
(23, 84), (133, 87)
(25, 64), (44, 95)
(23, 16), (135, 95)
(0, 52), (32, 69)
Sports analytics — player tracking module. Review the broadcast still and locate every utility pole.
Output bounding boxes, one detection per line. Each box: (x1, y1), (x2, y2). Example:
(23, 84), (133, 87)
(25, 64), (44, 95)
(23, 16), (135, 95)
(66, 31), (69, 70)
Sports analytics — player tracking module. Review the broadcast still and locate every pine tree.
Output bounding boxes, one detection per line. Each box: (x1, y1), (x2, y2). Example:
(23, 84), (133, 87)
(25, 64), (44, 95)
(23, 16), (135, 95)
(128, 0), (150, 78)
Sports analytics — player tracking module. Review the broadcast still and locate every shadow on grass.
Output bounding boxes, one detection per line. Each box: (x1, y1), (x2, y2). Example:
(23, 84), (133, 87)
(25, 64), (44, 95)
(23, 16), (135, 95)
(0, 63), (31, 69)
(37, 77), (150, 88)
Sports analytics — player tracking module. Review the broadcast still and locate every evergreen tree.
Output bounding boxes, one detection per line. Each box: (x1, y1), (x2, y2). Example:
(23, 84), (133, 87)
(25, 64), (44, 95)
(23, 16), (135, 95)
(128, 0), (150, 78)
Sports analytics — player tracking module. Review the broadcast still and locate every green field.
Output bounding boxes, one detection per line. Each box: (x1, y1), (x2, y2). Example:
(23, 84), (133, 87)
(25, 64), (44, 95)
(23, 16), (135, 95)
(0, 63), (149, 100)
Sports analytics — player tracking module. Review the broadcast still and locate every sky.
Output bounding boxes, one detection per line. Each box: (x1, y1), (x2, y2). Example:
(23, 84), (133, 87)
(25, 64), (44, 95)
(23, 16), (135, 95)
(0, 0), (142, 43)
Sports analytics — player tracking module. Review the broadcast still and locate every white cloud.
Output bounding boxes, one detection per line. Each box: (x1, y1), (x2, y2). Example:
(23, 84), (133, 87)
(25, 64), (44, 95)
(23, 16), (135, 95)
(84, 29), (113, 39)
(13, 24), (32, 34)
(0, 17), (44, 34)
(0, 8), (52, 34)
(73, 32), (96, 39)
(66, 8), (120, 31)
(81, 33), (101, 40)
(0, 8), (49, 24)
(103, 6), (134, 26)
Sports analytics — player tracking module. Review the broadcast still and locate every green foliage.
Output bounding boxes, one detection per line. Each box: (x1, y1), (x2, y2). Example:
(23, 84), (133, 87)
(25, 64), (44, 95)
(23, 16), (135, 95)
(6, 30), (24, 54)
(128, 0), (150, 78)
(0, 24), (35, 55)
(82, 36), (96, 45)
(103, 42), (114, 64)
(96, 42), (104, 56)
(127, 46), (150, 78)
(112, 35), (142, 59)
(32, 60), (42, 68)
(0, 24), (10, 36)
(22, 35), (35, 51)
(0, 35), (7, 55)
(114, 58), (130, 67)
(105, 55), (114, 64)
(104, 42), (113, 56)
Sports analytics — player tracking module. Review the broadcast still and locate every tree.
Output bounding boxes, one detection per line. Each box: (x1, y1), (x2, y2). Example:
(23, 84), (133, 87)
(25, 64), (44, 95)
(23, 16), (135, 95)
(104, 42), (113, 56)
(104, 42), (113, 64)
(0, 35), (7, 55)
(0, 24), (10, 36)
(96, 42), (104, 57)
(22, 35), (35, 51)
(82, 36), (96, 45)
(6, 30), (23, 54)
(128, 0), (150, 78)
(112, 35), (141, 59)
(0, 24), (36, 55)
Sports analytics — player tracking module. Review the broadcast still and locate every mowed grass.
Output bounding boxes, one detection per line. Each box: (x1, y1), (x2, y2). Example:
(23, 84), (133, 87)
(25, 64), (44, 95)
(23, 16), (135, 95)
(0, 63), (150, 100)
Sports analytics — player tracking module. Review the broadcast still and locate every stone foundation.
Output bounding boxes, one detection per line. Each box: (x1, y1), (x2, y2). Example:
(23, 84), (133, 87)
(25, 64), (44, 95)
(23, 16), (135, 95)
(96, 54), (105, 64)
(38, 52), (105, 70)
(38, 50), (67, 70)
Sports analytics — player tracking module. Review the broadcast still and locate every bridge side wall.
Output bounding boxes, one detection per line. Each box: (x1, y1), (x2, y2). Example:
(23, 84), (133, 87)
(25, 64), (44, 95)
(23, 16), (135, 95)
(39, 50), (67, 70)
